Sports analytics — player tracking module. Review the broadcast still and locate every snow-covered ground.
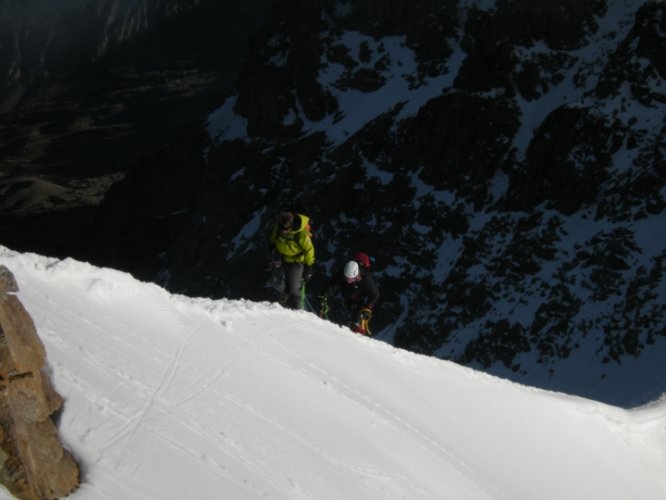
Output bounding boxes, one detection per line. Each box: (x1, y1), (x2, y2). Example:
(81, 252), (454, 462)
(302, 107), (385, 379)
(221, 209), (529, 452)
(1, 245), (665, 500)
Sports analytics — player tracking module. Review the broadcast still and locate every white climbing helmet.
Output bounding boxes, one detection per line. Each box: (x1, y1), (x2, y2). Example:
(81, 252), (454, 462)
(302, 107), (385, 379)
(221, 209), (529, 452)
(343, 260), (360, 283)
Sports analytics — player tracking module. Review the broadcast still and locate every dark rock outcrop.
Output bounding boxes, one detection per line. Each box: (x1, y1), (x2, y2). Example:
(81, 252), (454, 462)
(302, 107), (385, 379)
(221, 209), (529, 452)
(511, 106), (624, 214)
(596, 1), (666, 106)
(0, 266), (80, 500)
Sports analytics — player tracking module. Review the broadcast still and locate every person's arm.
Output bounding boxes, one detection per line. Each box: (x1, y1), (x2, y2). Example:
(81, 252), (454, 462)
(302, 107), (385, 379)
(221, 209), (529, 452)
(298, 232), (315, 266)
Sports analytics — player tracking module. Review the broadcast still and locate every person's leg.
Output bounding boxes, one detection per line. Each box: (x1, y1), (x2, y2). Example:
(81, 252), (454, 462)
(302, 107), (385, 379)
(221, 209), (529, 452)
(284, 263), (304, 309)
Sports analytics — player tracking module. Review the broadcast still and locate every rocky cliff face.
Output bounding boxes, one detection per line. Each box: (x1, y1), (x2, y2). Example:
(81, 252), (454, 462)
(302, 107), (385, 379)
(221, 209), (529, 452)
(6, 1), (666, 405)
(0, 266), (80, 499)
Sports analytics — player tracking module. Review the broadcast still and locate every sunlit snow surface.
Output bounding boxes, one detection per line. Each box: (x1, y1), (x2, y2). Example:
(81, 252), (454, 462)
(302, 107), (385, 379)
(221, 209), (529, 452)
(1, 246), (665, 500)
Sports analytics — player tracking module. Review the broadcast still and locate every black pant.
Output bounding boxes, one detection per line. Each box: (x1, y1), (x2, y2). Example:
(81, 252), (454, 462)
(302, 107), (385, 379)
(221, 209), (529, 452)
(270, 261), (304, 309)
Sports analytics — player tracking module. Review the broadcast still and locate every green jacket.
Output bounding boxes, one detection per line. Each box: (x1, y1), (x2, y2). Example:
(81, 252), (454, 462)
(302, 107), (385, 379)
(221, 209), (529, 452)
(270, 214), (315, 266)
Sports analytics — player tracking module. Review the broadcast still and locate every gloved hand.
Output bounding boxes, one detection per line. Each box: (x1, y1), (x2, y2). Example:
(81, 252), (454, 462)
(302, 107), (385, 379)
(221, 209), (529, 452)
(351, 322), (367, 335)
(303, 265), (313, 281)
(268, 255), (282, 271)
(360, 307), (372, 320)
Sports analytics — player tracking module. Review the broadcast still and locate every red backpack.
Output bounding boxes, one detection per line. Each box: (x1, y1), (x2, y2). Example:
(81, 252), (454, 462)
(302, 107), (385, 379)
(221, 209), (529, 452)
(354, 252), (372, 269)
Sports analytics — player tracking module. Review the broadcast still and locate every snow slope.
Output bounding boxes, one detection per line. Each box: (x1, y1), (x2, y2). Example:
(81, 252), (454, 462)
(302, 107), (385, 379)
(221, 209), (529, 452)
(1, 246), (665, 500)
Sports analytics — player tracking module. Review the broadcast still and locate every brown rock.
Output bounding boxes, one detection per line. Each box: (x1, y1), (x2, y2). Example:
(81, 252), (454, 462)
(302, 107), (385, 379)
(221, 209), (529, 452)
(0, 295), (45, 375)
(0, 267), (79, 499)
(0, 266), (18, 294)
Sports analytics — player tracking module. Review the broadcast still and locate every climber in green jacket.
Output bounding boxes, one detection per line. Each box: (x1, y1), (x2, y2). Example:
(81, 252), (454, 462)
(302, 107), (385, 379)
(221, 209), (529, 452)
(268, 211), (314, 309)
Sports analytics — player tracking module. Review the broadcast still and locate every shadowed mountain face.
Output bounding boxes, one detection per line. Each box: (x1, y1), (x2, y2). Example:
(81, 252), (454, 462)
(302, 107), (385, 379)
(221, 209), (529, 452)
(0, 0), (272, 255)
(2, 0), (665, 406)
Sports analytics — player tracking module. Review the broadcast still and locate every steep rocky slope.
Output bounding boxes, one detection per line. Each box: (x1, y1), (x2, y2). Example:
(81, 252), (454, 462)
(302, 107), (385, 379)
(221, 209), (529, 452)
(9, 0), (666, 405)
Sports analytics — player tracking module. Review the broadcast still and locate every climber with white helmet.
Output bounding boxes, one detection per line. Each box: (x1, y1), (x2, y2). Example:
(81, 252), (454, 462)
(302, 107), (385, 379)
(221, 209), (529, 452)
(321, 252), (379, 335)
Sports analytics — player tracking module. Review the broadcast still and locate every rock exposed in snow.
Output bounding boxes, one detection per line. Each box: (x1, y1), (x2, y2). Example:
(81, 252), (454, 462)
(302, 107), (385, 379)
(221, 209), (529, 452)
(0, 265), (79, 500)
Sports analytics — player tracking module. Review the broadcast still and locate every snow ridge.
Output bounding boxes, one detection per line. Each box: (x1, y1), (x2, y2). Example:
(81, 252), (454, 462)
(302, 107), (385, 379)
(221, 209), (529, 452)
(1, 246), (665, 500)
